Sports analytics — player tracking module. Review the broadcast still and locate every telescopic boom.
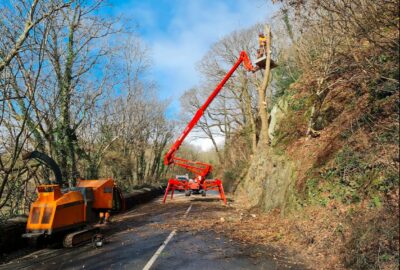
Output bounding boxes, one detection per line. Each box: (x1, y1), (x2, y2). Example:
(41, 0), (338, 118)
(164, 51), (255, 167)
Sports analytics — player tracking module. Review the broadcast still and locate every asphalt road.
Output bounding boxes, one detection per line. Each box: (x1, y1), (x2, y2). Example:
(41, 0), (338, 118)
(0, 194), (305, 270)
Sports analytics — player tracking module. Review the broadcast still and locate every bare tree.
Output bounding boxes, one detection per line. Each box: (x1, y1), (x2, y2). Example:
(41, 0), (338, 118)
(22, 0), (119, 186)
(192, 25), (262, 154)
(275, 0), (399, 137)
(89, 36), (174, 188)
(0, 0), (72, 73)
(0, 2), (61, 215)
(0, 0), (174, 219)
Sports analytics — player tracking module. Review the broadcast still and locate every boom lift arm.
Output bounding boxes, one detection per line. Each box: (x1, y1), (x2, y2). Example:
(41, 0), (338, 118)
(164, 51), (255, 168)
(163, 51), (255, 204)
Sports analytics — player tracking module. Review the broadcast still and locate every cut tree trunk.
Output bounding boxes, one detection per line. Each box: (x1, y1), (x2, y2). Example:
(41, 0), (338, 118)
(258, 25), (272, 145)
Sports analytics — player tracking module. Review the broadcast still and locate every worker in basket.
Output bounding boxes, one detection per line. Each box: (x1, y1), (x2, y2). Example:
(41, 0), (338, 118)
(257, 32), (267, 58)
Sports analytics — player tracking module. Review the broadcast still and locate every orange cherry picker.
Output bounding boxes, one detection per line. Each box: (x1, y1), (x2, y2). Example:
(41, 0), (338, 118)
(162, 51), (257, 205)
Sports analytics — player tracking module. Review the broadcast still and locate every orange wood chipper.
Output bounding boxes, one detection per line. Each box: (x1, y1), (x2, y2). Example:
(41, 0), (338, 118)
(22, 151), (124, 247)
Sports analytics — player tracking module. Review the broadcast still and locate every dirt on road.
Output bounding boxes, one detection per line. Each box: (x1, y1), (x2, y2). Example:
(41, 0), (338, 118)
(0, 194), (307, 270)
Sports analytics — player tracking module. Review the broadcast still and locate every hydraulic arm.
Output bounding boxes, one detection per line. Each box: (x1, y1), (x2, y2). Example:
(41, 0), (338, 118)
(164, 51), (255, 167)
(163, 51), (255, 204)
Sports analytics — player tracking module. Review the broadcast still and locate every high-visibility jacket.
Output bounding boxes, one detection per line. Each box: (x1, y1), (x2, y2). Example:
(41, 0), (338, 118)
(259, 36), (267, 46)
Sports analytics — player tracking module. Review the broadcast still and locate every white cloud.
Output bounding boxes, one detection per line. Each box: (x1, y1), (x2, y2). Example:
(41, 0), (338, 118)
(188, 135), (225, 152)
(148, 0), (275, 96)
(112, 0), (278, 150)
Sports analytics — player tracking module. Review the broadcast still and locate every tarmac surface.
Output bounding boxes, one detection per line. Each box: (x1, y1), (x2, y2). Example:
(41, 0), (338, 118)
(0, 193), (305, 270)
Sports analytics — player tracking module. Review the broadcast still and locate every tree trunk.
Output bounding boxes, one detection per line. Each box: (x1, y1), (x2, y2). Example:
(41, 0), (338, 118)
(242, 77), (257, 152)
(258, 25), (272, 145)
(306, 86), (329, 137)
(57, 6), (80, 187)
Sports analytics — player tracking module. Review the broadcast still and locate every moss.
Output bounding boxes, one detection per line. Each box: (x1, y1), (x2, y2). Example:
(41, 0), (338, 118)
(376, 125), (399, 144)
(318, 105), (341, 129)
(344, 207), (399, 269)
(302, 143), (398, 209)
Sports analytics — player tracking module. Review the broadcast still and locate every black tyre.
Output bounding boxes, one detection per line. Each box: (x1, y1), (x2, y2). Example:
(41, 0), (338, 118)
(185, 190), (191, 196)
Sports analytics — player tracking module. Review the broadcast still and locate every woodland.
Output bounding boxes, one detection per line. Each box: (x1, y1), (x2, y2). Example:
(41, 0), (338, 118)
(0, 1), (398, 269)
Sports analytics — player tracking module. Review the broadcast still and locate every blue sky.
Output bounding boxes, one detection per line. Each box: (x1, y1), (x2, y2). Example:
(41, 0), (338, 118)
(107, 0), (278, 150)
(108, 0), (278, 115)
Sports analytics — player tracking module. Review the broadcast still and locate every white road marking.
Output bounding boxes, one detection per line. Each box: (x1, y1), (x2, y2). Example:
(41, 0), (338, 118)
(142, 230), (176, 270)
(142, 204), (193, 270)
(183, 204), (192, 218)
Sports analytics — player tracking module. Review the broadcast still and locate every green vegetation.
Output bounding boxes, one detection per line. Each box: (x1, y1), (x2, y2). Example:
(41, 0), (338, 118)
(0, 0), (398, 268)
(230, 0), (399, 268)
(305, 146), (398, 208)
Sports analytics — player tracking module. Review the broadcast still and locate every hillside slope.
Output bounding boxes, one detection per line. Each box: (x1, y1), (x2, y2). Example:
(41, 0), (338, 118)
(233, 2), (399, 267)
(235, 74), (398, 269)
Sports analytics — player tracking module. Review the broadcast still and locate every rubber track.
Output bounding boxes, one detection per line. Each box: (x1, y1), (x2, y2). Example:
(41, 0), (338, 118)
(63, 227), (99, 248)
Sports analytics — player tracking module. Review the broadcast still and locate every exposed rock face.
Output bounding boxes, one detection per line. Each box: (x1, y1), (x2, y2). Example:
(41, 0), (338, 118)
(235, 144), (297, 212)
(235, 95), (296, 212)
(268, 98), (288, 143)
